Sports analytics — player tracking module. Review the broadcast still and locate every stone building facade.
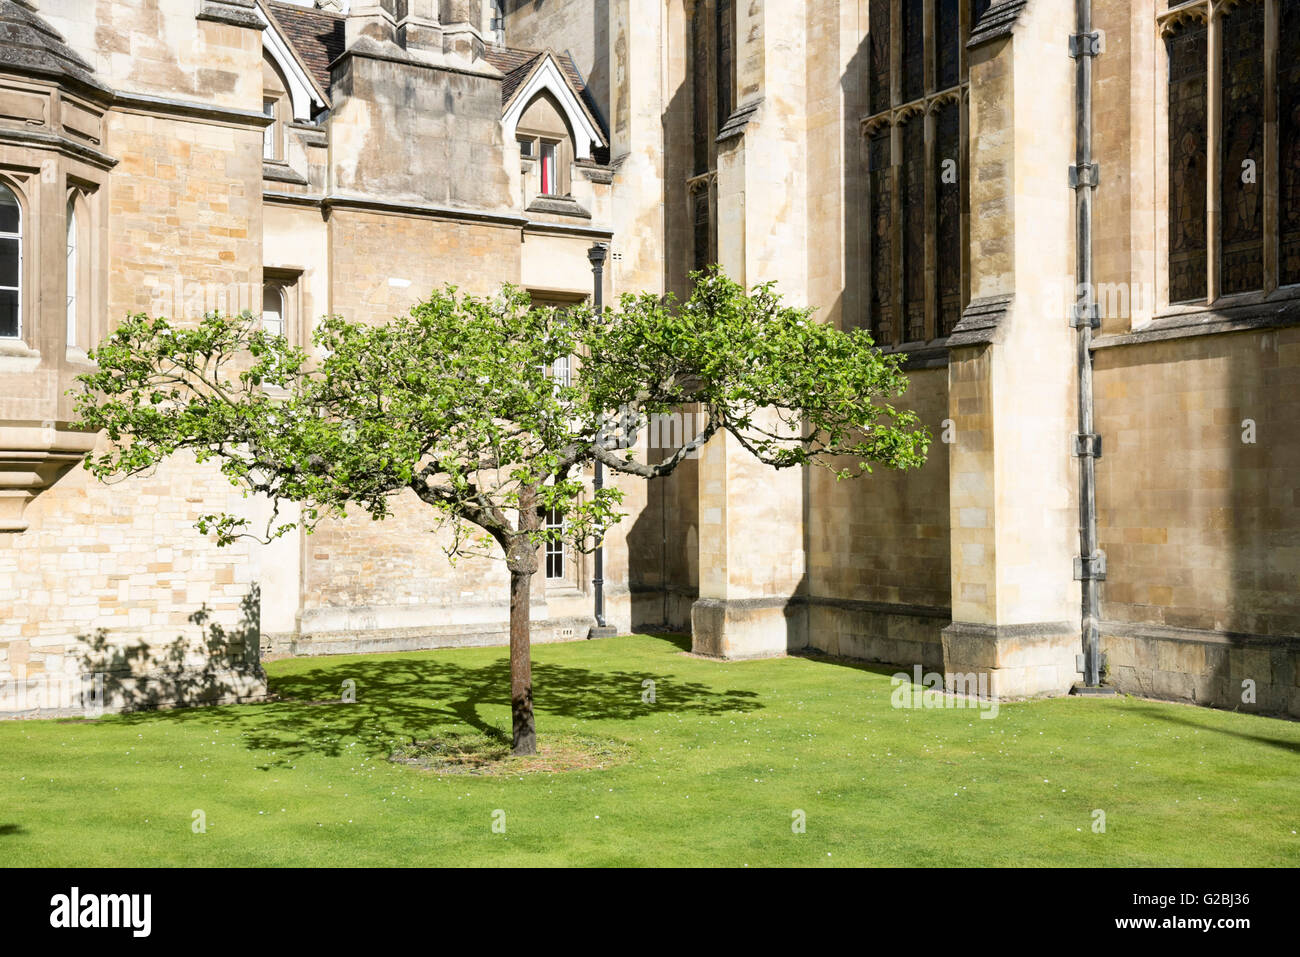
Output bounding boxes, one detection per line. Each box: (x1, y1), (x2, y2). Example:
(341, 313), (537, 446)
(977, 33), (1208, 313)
(0, 0), (1296, 716)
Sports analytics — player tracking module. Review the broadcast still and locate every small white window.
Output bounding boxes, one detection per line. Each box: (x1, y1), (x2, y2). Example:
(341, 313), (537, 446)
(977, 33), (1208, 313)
(66, 198), (78, 348)
(545, 507), (565, 580)
(518, 137), (536, 159)
(0, 183), (20, 339)
(263, 99), (279, 161)
(262, 284), (285, 337)
(540, 141), (558, 195)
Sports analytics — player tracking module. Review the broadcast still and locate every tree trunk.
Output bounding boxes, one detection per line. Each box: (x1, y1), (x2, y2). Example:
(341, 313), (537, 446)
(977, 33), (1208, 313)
(508, 563), (537, 756)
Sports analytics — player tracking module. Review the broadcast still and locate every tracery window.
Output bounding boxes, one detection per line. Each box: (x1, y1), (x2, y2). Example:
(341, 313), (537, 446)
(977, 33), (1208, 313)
(861, 1), (974, 344)
(1161, 0), (1300, 304)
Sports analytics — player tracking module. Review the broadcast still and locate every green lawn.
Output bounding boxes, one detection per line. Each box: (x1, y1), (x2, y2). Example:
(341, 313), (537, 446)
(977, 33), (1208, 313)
(1, 633), (1296, 866)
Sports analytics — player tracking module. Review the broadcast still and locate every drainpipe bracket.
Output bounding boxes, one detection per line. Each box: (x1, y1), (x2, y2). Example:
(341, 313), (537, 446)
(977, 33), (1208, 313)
(1069, 301), (1101, 328)
(1074, 552), (1107, 582)
(1072, 433), (1103, 458)
(1068, 32), (1104, 59)
(1069, 163), (1100, 189)
(1075, 652), (1109, 674)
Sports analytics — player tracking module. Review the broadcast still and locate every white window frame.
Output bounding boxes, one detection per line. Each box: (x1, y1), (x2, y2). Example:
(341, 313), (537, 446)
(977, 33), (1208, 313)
(540, 140), (559, 196)
(263, 98), (281, 162)
(65, 197), (78, 348)
(262, 283), (286, 338)
(544, 507), (565, 580)
(0, 182), (21, 340)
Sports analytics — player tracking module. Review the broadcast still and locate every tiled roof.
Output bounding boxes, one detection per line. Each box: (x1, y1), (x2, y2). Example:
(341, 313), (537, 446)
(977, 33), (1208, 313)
(268, 1), (345, 94)
(263, 16), (611, 161)
(483, 45), (609, 159)
(482, 46), (540, 102)
(484, 47), (603, 122)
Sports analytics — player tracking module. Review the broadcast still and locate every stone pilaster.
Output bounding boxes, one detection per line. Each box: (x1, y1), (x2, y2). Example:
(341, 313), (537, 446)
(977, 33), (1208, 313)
(689, 0), (809, 659)
(942, 0), (1082, 698)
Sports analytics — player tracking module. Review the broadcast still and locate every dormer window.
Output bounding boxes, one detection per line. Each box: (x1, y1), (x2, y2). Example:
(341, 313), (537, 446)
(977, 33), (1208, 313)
(516, 92), (574, 199)
(0, 183), (20, 340)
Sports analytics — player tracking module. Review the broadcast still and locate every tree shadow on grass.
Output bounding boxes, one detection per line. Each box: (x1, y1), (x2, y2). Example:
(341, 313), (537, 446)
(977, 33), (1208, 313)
(1123, 700), (1300, 756)
(108, 640), (762, 769)
(790, 650), (909, 681)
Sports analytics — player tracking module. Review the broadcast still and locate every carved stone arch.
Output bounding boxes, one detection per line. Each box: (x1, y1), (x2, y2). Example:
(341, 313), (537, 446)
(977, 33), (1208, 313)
(861, 115), (893, 139)
(896, 102), (925, 125)
(1159, 4), (1210, 39)
(927, 90), (962, 116)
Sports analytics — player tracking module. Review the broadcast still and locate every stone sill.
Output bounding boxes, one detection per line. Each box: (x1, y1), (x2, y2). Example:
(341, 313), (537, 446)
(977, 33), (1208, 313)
(880, 338), (953, 370)
(262, 161), (309, 187)
(525, 196), (592, 220)
(1093, 290), (1300, 350)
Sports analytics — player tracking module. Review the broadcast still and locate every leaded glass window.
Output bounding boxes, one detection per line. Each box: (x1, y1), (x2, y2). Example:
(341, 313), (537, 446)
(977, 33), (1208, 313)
(936, 101), (963, 337)
(716, 0), (733, 127)
(937, 0), (962, 91)
(693, 187), (712, 273)
(691, 0), (711, 178)
(861, 2), (971, 344)
(1219, 1), (1264, 295)
(1280, 0), (1300, 286)
(901, 117), (927, 343)
(686, 1), (735, 279)
(1166, 17), (1209, 303)
(0, 183), (20, 339)
(869, 130), (895, 345)
(902, 0), (925, 103)
(869, 0), (892, 115)
(1161, 0), (1300, 304)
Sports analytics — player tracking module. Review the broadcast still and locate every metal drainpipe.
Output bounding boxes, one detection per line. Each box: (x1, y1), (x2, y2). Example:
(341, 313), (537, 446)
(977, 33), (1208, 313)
(588, 243), (609, 630)
(1071, 0), (1104, 688)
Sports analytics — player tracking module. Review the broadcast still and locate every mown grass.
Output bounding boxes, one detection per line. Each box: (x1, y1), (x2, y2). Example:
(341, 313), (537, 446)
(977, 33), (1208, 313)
(0, 633), (1296, 866)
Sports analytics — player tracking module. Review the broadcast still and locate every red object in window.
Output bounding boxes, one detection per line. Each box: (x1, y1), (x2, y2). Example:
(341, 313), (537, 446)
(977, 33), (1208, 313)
(541, 143), (557, 195)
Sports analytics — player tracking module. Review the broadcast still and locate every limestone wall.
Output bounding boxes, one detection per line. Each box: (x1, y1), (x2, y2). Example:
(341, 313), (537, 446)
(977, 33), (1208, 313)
(1093, 328), (1300, 714)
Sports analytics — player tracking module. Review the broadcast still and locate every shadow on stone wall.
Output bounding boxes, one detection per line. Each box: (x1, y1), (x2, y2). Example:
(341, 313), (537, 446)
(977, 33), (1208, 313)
(76, 586), (268, 714)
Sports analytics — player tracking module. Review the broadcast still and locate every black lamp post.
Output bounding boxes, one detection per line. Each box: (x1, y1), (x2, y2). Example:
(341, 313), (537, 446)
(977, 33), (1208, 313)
(587, 242), (615, 636)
